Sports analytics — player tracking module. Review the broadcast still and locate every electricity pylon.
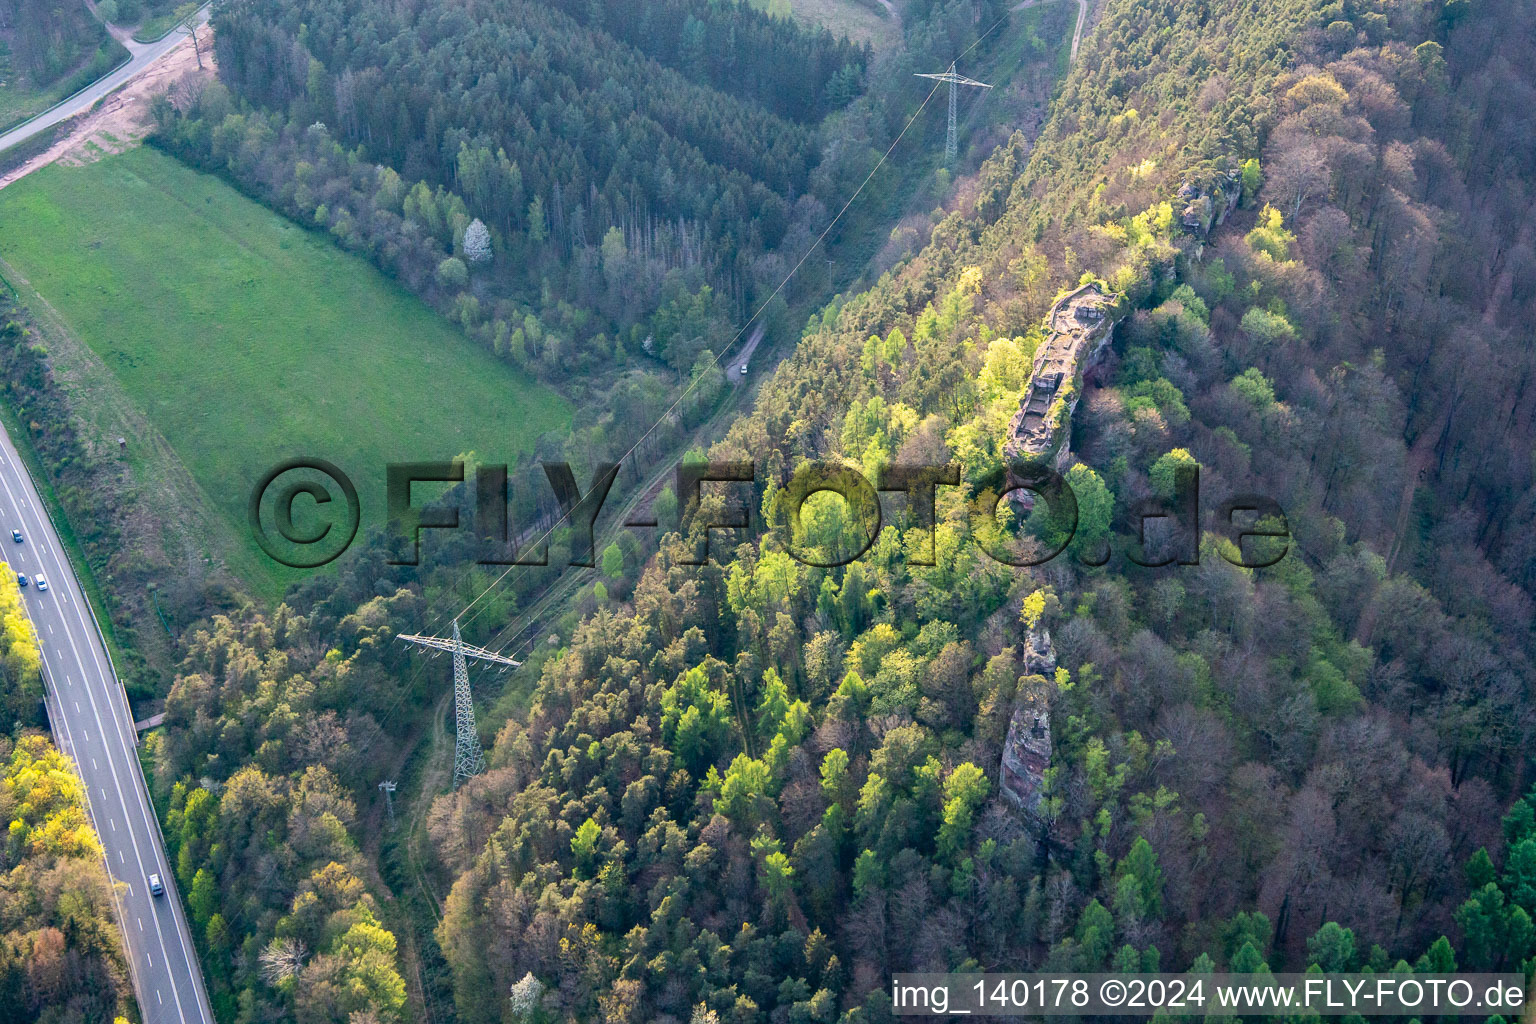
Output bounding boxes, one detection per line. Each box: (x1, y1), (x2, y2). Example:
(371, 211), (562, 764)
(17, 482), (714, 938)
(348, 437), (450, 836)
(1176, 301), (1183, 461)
(915, 62), (992, 163)
(378, 780), (397, 827)
(399, 618), (520, 786)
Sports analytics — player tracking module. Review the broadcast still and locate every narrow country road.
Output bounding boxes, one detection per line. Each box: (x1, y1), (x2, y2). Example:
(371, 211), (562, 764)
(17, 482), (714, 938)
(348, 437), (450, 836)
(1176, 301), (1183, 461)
(726, 322), (766, 383)
(1012, 0), (1091, 62)
(1070, 0), (1089, 61)
(0, 4), (209, 154)
(0, 425), (214, 1023)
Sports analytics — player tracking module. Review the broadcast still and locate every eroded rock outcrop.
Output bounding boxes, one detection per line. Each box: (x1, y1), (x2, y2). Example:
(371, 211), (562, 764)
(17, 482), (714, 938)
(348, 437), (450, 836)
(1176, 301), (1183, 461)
(1178, 168), (1242, 240)
(999, 627), (1056, 824)
(1003, 282), (1122, 477)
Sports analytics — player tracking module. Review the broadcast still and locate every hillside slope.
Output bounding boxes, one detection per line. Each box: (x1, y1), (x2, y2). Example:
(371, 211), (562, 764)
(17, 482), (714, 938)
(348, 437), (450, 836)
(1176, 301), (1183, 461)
(407, 0), (1536, 1018)
(117, 0), (1536, 1021)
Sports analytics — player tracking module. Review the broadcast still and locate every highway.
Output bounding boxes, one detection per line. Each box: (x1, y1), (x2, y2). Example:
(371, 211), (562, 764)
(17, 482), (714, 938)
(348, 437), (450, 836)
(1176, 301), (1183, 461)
(0, 5), (208, 155)
(0, 423), (213, 1023)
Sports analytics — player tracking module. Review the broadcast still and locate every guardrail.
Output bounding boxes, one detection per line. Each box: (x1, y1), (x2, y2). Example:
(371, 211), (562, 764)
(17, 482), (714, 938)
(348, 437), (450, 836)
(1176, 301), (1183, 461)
(134, 2), (212, 45)
(0, 2), (211, 154)
(0, 50), (133, 150)
(132, 13), (185, 44)
(0, 416), (141, 745)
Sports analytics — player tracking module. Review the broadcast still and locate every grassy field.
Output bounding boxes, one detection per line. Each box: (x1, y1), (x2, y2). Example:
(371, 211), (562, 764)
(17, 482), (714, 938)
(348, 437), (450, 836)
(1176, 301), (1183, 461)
(131, 12), (182, 42)
(787, 0), (900, 50)
(0, 81), (50, 131)
(0, 147), (570, 599)
(743, 0), (900, 50)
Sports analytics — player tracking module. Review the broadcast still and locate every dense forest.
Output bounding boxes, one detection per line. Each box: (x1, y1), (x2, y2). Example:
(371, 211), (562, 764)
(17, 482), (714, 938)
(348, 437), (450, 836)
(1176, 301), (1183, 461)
(0, 732), (135, 1023)
(409, 0), (1536, 1018)
(139, 0), (1024, 595)
(158, 0), (871, 384)
(152, 601), (418, 1023)
(148, 0), (1010, 406)
(15, 0), (1536, 1019)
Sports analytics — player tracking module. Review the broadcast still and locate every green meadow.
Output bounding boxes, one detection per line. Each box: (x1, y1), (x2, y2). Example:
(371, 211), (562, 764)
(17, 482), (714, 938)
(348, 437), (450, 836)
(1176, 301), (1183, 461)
(0, 146), (570, 597)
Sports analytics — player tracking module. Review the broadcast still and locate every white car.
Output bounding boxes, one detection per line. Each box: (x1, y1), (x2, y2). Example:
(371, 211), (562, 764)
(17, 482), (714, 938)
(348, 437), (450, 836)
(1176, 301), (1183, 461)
(34, 574), (47, 592)
(148, 873), (164, 897)
(739, 363), (748, 376)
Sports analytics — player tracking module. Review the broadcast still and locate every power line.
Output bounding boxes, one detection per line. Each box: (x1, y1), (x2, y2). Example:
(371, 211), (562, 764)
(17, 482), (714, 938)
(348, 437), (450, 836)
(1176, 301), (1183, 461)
(431, 6), (1022, 657)
(398, 618), (519, 785)
(914, 62), (992, 163)
(378, 780), (397, 827)
(438, 80), (947, 655)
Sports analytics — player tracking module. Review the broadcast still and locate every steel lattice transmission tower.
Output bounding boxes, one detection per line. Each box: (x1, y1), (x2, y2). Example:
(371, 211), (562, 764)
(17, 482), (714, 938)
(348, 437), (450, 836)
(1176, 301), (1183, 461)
(915, 62), (992, 163)
(378, 780), (397, 827)
(399, 618), (520, 786)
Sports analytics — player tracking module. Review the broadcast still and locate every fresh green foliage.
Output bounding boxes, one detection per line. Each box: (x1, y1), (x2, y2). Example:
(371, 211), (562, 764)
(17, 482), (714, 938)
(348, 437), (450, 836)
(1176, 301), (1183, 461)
(411, 0), (1536, 1014)
(0, 148), (569, 596)
(0, 734), (135, 1021)
(32, 0), (1534, 1018)
(0, 568), (41, 722)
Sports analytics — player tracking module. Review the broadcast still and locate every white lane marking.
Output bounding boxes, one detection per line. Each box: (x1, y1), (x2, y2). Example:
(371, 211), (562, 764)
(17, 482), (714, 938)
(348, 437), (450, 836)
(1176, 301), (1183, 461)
(46, 623), (52, 634)
(0, 440), (208, 1021)
(118, 850), (124, 863)
(91, 757), (97, 769)
(75, 701), (81, 712)
(138, 917), (143, 931)
(30, 662), (144, 1019)
(158, 991), (163, 1005)
(50, 553), (211, 1019)
(147, 952), (153, 967)
(110, 818), (116, 831)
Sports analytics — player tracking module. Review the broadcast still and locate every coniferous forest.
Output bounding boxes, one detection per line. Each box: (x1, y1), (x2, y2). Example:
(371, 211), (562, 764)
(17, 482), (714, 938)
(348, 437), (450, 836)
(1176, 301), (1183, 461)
(160, 0), (875, 383)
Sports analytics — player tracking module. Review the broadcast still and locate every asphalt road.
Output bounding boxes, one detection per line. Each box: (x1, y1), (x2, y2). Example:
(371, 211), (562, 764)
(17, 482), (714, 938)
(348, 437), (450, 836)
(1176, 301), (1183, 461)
(0, 6), (208, 155)
(0, 425), (213, 1023)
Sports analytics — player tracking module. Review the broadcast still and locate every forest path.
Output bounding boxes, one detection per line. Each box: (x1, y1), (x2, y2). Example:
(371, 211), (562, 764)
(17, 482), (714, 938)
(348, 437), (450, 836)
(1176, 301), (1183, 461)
(726, 322), (767, 381)
(1381, 424), (1438, 577)
(84, 0), (143, 47)
(1010, 0), (1090, 61)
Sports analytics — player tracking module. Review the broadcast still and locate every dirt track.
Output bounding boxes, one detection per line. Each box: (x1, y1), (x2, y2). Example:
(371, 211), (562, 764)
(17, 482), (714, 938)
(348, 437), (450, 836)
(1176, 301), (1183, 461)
(1011, 0), (1090, 62)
